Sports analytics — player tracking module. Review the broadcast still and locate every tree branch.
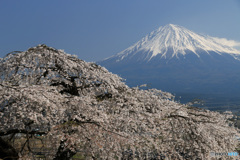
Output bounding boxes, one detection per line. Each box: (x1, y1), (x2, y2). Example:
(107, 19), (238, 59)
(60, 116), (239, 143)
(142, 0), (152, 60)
(0, 129), (46, 136)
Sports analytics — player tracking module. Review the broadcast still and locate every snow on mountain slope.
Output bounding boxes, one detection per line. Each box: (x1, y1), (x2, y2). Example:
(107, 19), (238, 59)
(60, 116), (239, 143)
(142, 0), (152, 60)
(98, 24), (240, 97)
(106, 24), (240, 62)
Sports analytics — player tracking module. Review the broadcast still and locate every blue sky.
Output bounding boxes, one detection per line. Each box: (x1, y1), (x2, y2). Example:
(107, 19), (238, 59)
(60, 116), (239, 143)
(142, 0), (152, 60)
(0, 0), (240, 61)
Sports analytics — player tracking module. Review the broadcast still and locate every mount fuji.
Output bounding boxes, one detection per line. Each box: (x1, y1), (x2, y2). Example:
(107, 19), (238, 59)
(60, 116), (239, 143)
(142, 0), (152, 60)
(98, 24), (240, 107)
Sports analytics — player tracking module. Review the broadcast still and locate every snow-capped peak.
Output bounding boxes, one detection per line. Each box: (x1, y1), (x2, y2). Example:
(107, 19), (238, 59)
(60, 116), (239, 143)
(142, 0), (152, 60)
(112, 24), (240, 61)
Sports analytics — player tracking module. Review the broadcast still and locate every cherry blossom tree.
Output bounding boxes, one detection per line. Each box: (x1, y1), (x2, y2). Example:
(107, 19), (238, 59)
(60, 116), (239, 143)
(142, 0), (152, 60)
(0, 44), (239, 159)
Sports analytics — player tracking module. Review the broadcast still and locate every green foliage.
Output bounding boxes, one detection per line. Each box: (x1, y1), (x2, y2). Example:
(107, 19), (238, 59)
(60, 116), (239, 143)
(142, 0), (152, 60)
(235, 143), (240, 155)
(72, 153), (85, 160)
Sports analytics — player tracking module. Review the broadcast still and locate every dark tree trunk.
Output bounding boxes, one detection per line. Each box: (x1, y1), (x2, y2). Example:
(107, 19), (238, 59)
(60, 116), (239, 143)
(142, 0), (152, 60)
(0, 137), (18, 160)
(53, 140), (76, 160)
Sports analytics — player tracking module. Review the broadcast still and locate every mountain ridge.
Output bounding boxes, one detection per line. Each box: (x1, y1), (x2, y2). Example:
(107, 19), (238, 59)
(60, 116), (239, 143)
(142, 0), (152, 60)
(102, 24), (240, 63)
(98, 24), (240, 106)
